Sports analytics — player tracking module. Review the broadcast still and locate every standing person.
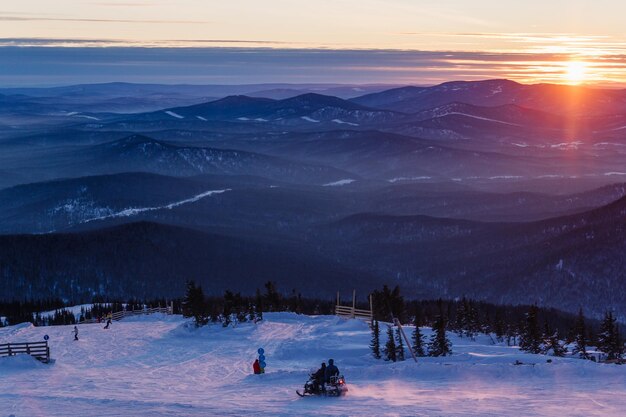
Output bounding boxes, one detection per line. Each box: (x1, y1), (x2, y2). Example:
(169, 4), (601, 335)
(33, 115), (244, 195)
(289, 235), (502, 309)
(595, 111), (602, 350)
(73, 325), (79, 341)
(104, 317), (112, 329)
(253, 359), (261, 374)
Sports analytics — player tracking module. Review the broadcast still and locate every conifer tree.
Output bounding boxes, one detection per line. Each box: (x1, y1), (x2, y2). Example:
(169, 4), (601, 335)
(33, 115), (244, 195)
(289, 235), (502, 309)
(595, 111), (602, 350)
(182, 280), (208, 327)
(598, 311), (622, 360)
(572, 308), (589, 359)
(455, 298), (467, 337)
(383, 325), (397, 362)
(395, 327), (405, 361)
(519, 305), (542, 354)
(494, 310), (506, 343)
(428, 307), (452, 357)
(466, 300), (479, 340)
(542, 323), (567, 357)
(370, 320), (381, 359)
(255, 288), (264, 321)
(264, 281), (281, 312)
(412, 325), (426, 357)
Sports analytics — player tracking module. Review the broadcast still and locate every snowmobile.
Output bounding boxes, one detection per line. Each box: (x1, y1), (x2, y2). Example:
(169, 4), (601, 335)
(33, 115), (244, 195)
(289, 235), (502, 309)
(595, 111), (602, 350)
(296, 374), (348, 397)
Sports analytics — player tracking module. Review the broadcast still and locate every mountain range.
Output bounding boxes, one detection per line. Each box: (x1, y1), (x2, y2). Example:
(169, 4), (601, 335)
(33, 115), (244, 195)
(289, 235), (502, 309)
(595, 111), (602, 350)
(1, 79), (625, 320)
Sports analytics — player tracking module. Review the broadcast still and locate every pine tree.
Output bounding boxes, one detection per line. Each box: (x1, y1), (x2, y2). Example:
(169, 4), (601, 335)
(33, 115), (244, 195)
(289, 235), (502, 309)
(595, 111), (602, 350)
(455, 298), (467, 337)
(598, 311), (622, 360)
(264, 281), (281, 312)
(411, 305), (426, 357)
(370, 320), (381, 359)
(572, 308), (589, 359)
(519, 305), (542, 354)
(255, 288), (264, 321)
(395, 327), (405, 361)
(428, 309), (452, 357)
(383, 325), (397, 362)
(412, 326), (426, 357)
(542, 323), (567, 357)
(494, 310), (506, 343)
(182, 280), (208, 327)
(465, 300), (479, 340)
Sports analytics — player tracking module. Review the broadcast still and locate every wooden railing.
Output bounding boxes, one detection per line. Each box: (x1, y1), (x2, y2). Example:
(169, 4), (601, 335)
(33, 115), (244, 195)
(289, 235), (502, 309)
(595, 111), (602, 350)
(335, 290), (373, 321)
(0, 341), (50, 363)
(335, 305), (373, 320)
(79, 305), (173, 324)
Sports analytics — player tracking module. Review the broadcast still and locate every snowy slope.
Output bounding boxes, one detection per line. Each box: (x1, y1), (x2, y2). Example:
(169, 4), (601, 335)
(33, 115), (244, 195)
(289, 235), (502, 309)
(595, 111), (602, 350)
(1, 313), (625, 417)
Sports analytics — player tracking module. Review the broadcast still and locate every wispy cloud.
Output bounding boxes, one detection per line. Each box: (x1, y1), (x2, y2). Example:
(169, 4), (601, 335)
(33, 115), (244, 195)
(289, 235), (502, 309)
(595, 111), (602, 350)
(0, 44), (625, 87)
(0, 13), (209, 24)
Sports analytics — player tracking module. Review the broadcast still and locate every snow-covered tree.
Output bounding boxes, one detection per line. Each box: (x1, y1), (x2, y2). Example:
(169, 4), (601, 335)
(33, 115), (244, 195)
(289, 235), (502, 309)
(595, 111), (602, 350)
(542, 324), (567, 357)
(395, 327), (405, 361)
(412, 324), (426, 357)
(571, 308), (589, 359)
(519, 305), (542, 354)
(370, 320), (381, 359)
(383, 325), (397, 362)
(598, 311), (622, 360)
(428, 312), (452, 357)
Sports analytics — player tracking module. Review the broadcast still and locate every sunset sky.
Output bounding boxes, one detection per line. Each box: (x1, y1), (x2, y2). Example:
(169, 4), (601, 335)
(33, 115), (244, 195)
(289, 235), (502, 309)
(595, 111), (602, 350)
(2, 0), (626, 86)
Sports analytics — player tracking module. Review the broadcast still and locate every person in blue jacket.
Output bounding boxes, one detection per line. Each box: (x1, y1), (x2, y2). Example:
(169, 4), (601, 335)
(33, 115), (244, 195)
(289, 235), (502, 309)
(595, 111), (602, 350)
(324, 358), (339, 383)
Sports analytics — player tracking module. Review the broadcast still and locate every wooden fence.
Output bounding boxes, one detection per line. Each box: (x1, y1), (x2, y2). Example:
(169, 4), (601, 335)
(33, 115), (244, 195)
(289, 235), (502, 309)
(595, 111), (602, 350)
(334, 290), (373, 321)
(0, 341), (50, 363)
(79, 305), (173, 324)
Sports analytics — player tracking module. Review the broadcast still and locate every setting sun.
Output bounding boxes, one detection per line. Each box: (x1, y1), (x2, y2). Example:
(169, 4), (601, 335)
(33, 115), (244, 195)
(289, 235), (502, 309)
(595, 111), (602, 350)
(565, 61), (587, 84)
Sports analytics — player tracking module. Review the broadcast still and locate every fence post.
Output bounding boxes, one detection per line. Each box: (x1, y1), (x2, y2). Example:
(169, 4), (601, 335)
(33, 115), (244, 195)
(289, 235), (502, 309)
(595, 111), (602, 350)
(394, 318), (418, 363)
(352, 289), (356, 318)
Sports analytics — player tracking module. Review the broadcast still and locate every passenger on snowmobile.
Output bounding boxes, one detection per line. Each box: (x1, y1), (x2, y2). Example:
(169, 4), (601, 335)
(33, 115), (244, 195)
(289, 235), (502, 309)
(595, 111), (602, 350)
(312, 362), (326, 391)
(296, 364), (348, 397)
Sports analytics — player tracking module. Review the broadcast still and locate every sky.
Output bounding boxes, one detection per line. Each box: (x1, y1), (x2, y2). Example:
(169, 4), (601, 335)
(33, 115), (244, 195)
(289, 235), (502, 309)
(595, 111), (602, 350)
(1, 0), (626, 87)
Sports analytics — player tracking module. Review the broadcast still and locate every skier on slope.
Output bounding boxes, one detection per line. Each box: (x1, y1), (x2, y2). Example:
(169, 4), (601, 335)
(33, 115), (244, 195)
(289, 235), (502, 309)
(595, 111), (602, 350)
(73, 325), (79, 341)
(103, 317), (112, 329)
(253, 359), (261, 374)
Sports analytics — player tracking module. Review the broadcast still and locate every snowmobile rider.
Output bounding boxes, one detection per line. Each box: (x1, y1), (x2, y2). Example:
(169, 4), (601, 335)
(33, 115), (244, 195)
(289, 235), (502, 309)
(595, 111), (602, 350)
(325, 359), (339, 383)
(312, 362), (326, 392)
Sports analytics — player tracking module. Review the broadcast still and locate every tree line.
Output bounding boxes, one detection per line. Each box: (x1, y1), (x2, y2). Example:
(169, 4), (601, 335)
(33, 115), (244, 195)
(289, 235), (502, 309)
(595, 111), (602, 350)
(369, 285), (624, 363)
(2, 283), (623, 363)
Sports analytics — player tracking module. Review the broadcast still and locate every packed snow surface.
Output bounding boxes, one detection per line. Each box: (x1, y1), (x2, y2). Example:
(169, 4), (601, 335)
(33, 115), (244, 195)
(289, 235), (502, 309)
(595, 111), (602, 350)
(1, 313), (626, 416)
(301, 116), (320, 123)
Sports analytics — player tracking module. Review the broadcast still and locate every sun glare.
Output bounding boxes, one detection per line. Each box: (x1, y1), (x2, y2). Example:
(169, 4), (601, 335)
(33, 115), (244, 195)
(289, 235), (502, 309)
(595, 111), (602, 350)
(565, 61), (587, 84)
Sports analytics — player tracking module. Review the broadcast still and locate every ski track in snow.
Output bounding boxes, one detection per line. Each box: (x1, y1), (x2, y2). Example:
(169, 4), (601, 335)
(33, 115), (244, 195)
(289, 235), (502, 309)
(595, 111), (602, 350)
(332, 119), (359, 126)
(323, 179), (355, 186)
(82, 189), (230, 224)
(301, 116), (320, 123)
(442, 112), (521, 126)
(1, 313), (626, 417)
(165, 111), (184, 119)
